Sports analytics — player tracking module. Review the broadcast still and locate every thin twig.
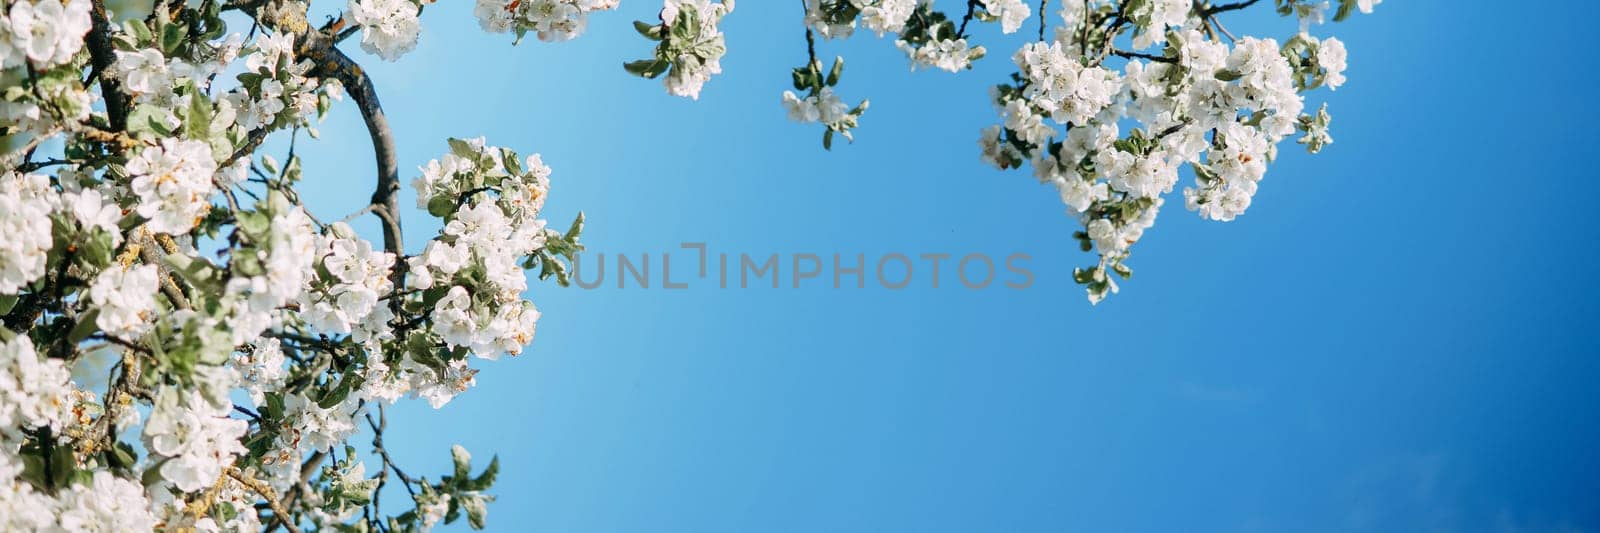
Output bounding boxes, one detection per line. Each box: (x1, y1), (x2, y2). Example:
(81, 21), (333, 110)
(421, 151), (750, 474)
(366, 406), (418, 497)
(957, 0), (980, 38)
(1111, 49), (1176, 63)
(1200, 0), (1260, 17)
(1038, 0), (1049, 41)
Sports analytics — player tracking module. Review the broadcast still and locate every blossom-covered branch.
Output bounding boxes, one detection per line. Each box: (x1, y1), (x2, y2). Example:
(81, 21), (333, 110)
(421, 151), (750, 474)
(1, 0), (584, 529)
(623, 0), (1377, 303)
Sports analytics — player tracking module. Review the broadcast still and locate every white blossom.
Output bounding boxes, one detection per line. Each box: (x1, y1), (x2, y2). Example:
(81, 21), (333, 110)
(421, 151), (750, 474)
(658, 0), (734, 99)
(898, 28), (984, 72)
(111, 48), (172, 96)
(64, 188), (123, 245)
(981, 0), (1031, 34)
(127, 139), (218, 235)
(0, 336), (74, 438)
(89, 265), (160, 338)
(349, 0), (421, 61)
(0, 172), (56, 294)
(475, 0), (618, 41)
(1014, 41), (1121, 127)
(143, 388), (248, 493)
(57, 471), (159, 532)
(857, 0), (915, 36)
(1319, 36), (1348, 89)
(1, 0), (92, 68)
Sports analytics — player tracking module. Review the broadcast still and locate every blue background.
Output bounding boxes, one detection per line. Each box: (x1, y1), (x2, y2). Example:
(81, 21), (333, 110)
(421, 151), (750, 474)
(282, 1), (1600, 531)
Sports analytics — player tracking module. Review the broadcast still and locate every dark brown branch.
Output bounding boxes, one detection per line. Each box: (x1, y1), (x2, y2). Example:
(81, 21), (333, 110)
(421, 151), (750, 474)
(1111, 49), (1176, 63)
(956, 0), (980, 38)
(239, 0), (409, 301)
(1200, 0), (1260, 17)
(86, 0), (130, 130)
(1037, 0), (1049, 41)
(300, 35), (407, 299)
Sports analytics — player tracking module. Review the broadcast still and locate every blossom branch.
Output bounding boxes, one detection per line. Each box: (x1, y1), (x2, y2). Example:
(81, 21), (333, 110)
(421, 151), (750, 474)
(228, 467), (305, 533)
(1200, 0), (1260, 17)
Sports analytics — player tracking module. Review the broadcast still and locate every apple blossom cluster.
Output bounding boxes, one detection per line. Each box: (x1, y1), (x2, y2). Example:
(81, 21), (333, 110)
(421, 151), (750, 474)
(475, 0), (620, 42)
(410, 138), (565, 362)
(624, 0), (734, 99)
(0, 335), (160, 530)
(802, 0), (994, 72)
(711, 0), (1376, 302)
(0, 0), (91, 70)
(988, 1), (1368, 303)
(0, 172), (55, 294)
(300, 223), (398, 339)
(2, 0), (581, 529)
(783, 56), (869, 149)
(348, 0), (423, 61)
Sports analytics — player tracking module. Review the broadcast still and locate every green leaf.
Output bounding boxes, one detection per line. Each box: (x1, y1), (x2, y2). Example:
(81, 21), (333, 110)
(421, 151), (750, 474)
(1334, 0), (1356, 21)
(463, 496), (489, 530)
(68, 309), (101, 345)
(262, 392), (286, 419)
(0, 294), (19, 316)
(826, 56), (844, 87)
(186, 91), (214, 140)
(127, 19), (153, 42)
(48, 442), (77, 489)
(126, 105), (168, 138)
(407, 335), (450, 377)
(500, 147), (522, 176)
(465, 455), (498, 491)
(318, 370), (364, 409)
(451, 444), (472, 481)
(447, 137), (477, 160)
(236, 210), (270, 238)
(164, 254), (222, 290)
(791, 67), (811, 91)
(161, 22), (186, 55)
(633, 20), (663, 40)
(108, 441), (138, 469)
(564, 212), (585, 241)
(623, 59), (669, 79)
(427, 195), (456, 218)
(1111, 262), (1132, 280)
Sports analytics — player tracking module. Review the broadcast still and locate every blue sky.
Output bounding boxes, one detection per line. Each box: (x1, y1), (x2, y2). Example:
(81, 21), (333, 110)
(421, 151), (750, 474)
(281, 1), (1600, 531)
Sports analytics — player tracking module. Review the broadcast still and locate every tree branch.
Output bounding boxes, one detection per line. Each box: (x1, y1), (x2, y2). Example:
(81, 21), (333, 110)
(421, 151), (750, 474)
(239, 0), (409, 302)
(1111, 49), (1176, 63)
(1200, 0), (1260, 17)
(228, 467), (305, 533)
(86, 0), (130, 130)
(367, 405), (417, 499)
(956, 0), (980, 39)
(1038, 0), (1049, 41)
(135, 229), (192, 310)
(297, 31), (408, 305)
